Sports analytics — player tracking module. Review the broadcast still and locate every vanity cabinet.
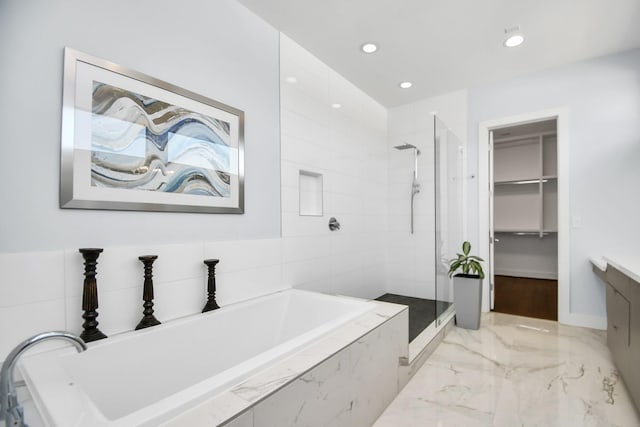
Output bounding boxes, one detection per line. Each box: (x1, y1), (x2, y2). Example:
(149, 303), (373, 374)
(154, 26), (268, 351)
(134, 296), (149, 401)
(605, 266), (640, 410)
(605, 283), (630, 373)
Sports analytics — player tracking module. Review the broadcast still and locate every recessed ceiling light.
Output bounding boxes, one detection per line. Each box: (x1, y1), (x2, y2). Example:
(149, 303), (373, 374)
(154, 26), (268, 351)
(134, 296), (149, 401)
(504, 34), (525, 48)
(399, 81), (413, 89)
(285, 76), (297, 83)
(361, 42), (378, 54)
(331, 103), (342, 109)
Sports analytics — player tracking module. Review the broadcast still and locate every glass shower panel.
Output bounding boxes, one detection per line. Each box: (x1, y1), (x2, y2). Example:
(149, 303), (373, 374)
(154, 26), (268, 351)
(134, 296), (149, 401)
(381, 115), (463, 343)
(434, 116), (464, 325)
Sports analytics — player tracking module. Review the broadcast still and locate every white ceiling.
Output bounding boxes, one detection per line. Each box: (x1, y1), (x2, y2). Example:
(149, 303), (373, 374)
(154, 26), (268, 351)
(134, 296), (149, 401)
(237, 0), (640, 107)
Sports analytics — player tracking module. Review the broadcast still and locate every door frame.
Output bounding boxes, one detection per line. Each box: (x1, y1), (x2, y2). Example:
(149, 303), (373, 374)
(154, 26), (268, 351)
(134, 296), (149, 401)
(478, 107), (571, 323)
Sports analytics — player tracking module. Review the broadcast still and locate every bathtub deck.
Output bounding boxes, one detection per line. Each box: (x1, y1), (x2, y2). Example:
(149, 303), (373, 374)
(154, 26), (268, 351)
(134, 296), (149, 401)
(160, 299), (408, 427)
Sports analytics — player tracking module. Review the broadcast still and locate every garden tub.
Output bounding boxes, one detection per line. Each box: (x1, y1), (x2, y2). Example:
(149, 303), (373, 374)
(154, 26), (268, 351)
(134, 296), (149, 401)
(19, 289), (377, 426)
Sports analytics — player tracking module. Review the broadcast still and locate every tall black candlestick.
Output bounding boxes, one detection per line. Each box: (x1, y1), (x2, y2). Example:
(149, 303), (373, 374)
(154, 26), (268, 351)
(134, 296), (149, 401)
(135, 255), (161, 330)
(202, 259), (220, 312)
(79, 248), (107, 342)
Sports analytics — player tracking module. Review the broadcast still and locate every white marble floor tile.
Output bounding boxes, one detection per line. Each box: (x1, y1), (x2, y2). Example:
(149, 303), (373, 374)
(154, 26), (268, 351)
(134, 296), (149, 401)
(373, 312), (640, 427)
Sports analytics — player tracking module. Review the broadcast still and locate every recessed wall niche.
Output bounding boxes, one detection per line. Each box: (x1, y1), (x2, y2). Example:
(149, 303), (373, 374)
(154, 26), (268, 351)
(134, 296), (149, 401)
(299, 170), (323, 216)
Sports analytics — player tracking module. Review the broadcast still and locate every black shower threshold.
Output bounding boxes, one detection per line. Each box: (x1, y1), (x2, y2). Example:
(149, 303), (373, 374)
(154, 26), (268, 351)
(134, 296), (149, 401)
(375, 294), (452, 343)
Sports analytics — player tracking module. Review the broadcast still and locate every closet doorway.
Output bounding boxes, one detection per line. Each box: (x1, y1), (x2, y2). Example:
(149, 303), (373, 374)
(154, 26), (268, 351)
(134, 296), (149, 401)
(489, 119), (558, 320)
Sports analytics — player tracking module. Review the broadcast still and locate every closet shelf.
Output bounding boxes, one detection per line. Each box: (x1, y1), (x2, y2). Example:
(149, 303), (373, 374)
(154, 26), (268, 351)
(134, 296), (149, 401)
(495, 230), (557, 236)
(495, 176), (557, 186)
(495, 179), (539, 186)
(494, 130), (557, 240)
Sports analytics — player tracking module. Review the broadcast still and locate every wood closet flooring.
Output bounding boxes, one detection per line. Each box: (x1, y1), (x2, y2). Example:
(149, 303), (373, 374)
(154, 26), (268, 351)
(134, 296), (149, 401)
(493, 275), (558, 321)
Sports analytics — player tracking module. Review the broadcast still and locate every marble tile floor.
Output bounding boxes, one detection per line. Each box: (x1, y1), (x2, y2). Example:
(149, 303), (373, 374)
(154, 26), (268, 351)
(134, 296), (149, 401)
(373, 312), (640, 427)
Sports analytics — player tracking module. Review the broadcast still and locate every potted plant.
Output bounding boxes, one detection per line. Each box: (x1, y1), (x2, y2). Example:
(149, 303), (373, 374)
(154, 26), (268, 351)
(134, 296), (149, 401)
(448, 241), (485, 330)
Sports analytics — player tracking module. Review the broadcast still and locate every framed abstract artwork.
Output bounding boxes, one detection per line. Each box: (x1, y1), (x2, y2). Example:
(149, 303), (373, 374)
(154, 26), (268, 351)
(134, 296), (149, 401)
(60, 48), (244, 213)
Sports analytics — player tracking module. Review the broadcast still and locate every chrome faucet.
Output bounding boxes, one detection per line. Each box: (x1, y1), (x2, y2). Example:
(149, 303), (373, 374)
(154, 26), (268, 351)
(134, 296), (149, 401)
(1, 331), (87, 427)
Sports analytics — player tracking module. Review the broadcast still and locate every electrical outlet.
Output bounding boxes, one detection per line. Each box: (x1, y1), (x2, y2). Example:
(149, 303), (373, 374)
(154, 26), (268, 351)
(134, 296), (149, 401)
(572, 216), (583, 228)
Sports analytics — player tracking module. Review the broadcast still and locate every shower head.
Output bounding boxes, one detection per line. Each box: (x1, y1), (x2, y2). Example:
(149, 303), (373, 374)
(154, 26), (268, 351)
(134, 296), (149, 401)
(394, 143), (420, 155)
(394, 143), (417, 150)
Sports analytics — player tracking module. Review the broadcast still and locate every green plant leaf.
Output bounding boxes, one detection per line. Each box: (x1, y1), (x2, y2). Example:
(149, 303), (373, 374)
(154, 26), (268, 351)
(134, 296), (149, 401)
(449, 241), (485, 279)
(469, 260), (485, 279)
(448, 260), (462, 277)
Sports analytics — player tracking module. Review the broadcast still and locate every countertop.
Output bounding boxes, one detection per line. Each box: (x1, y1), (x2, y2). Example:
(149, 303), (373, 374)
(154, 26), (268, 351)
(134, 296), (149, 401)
(603, 256), (640, 284)
(591, 256), (640, 284)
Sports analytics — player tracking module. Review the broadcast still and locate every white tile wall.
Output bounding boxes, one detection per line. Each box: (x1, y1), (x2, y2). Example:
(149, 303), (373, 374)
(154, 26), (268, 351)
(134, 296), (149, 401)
(281, 110), (329, 148)
(282, 257), (332, 289)
(279, 34), (388, 301)
(386, 90), (467, 300)
(0, 300), (67, 359)
(0, 238), (285, 362)
(153, 278), (206, 321)
(282, 235), (332, 264)
(216, 264), (286, 306)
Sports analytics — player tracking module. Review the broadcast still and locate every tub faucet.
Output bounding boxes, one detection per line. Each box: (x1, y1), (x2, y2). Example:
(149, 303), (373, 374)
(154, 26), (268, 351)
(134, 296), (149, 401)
(1, 331), (87, 427)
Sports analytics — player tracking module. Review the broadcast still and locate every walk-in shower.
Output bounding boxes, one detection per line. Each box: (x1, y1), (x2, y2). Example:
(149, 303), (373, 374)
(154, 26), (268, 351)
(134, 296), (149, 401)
(394, 143), (421, 234)
(378, 116), (464, 346)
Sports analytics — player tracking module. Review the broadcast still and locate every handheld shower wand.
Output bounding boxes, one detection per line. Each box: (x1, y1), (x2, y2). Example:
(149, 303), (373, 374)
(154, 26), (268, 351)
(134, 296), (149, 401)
(394, 143), (421, 234)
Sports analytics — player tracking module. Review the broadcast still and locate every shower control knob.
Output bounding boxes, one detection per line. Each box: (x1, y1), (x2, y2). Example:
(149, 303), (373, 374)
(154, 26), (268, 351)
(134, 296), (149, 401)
(328, 217), (341, 231)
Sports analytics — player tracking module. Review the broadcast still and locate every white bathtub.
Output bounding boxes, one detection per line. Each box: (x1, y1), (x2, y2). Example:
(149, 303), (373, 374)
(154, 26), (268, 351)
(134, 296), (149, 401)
(20, 289), (377, 427)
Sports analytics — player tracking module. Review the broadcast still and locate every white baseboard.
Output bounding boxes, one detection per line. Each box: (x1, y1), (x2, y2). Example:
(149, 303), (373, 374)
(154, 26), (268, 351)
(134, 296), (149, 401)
(559, 312), (606, 330)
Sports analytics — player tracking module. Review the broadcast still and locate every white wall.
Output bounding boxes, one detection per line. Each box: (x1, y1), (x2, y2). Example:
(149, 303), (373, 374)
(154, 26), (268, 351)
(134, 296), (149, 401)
(467, 48), (640, 322)
(0, 0), (281, 253)
(0, 0), (283, 361)
(279, 35), (388, 299)
(494, 234), (558, 280)
(386, 91), (467, 300)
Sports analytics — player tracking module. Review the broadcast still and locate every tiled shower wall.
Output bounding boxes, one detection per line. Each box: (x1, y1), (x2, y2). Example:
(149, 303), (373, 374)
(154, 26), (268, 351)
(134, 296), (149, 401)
(279, 35), (388, 299)
(386, 92), (468, 300)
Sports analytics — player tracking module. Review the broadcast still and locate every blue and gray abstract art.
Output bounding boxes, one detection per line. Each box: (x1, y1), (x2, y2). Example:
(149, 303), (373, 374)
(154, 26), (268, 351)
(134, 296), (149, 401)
(91, 81), (231, 197)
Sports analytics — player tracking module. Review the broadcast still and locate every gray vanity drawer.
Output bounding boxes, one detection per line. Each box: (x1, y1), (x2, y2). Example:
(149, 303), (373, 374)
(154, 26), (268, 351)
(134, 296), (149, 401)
(606, 267), (632, 297)
(629, 279), (640, 406)
(606, 283), (631, 378)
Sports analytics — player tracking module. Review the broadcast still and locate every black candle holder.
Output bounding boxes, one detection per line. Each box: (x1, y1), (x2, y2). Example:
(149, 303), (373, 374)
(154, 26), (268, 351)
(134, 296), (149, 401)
(135, 255), (161, 330)
(79, 248), (108, 343)
(202, 259), (220, 312)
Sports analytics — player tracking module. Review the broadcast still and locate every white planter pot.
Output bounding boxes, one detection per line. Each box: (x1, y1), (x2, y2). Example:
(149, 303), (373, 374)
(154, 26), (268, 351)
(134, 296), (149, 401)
(453, 274), (483, 330)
